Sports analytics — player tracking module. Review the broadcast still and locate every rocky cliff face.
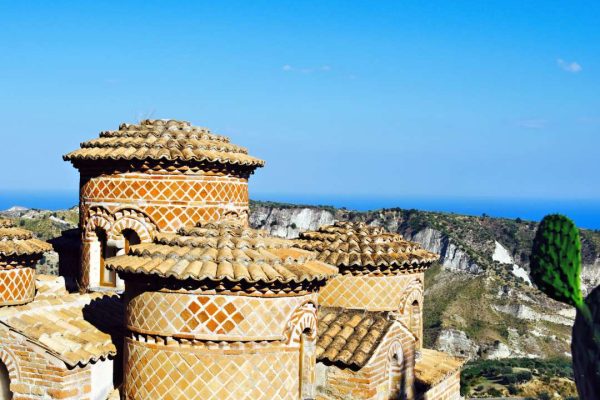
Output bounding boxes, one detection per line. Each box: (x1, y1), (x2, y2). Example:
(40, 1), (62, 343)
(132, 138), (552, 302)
(6, 201), (600, 362)
(250, 205), (335, 239)
(404, 228), (481, 273)
(250, 203), (481, 274)
(248, 201), (600, 361)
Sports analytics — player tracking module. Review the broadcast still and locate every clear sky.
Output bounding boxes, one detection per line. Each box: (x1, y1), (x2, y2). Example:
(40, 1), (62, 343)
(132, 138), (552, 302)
(1, 1), (599, 200)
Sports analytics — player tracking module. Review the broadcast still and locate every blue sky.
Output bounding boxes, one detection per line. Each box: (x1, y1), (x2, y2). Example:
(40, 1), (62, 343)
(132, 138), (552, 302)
(1, 1), (599, 200)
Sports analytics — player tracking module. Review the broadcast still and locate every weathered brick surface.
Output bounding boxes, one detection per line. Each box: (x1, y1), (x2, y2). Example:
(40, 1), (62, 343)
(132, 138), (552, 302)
(81, 173), (249, 233)
(416, 371), (461, 400)
(124, 338), (301, 400)
(123, 290), (319, 400)
(126, 290), (316, 340)
(319, 274), (423, 312)
(0, 268), (35, 306)
(0, 328), (92, 400)
(316, 321), (417, 400)
(319, 273), (426, 349)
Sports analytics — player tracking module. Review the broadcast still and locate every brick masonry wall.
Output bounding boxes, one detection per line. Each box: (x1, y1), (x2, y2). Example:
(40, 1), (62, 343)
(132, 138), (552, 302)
(0, 268), (35, 307)
(416, 371), (461, 400)
(125, 290), (317, 340)
(80, 172), (249, 233)
(122, 287), (319, 400)
(319, 274), (423, 313)
(0, 328), (93, 400)
(316, 321), (417, 400)
(124, 338), (301, 400)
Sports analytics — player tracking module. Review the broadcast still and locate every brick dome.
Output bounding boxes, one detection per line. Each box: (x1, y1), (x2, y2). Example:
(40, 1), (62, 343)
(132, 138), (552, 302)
(107, 219), (337, 293)
(66, 119), (265, 290)
(295, 221), (438, 275)
(0, 219), (51, 306)
(64, 119), (264, 173)
(0, 219), (51, 263)
(109, 219), (337, 399)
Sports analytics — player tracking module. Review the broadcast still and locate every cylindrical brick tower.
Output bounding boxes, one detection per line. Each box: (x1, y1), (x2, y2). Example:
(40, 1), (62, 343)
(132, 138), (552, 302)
(295, 222), (438, 349)
(106, 219), (337, 400)
(0, 219), (51, 306)
(63, 119), (264, 291)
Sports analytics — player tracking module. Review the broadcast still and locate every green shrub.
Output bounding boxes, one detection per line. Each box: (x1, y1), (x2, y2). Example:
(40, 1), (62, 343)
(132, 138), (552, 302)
(539, 392), (552, 400)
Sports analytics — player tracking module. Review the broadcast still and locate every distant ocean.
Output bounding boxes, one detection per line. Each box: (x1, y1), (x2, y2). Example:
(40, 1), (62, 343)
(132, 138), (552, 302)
(1, 190), (599, 230)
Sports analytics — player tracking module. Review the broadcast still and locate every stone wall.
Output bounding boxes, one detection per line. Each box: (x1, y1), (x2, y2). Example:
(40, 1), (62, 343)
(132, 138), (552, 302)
(126, 290), (316, 341)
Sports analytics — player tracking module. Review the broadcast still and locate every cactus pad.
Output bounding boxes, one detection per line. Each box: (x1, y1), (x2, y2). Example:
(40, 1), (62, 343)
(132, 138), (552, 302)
(530, 214), (583, 307)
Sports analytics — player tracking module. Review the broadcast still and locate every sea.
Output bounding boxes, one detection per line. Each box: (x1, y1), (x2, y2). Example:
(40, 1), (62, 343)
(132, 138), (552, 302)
(1, 190), (599, 230)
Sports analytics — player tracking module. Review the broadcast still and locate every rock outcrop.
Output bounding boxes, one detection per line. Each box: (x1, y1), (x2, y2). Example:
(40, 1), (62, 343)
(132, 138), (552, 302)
(405, 228), (481, 273)
(5, 200), (600, 362)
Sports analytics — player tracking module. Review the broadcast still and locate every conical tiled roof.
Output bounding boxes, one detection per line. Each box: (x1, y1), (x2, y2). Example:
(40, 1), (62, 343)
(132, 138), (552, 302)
(0, 219), (52, 261)
(64, 119), (265, 169)
(106, 220), (337, 291)
(295, 222), (438, 275)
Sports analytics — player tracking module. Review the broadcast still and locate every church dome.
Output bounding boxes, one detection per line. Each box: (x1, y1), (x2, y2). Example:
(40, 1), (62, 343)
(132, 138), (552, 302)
(64, 119), (264, 172)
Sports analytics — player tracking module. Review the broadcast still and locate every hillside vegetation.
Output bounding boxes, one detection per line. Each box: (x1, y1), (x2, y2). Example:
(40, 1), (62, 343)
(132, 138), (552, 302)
(4, 201), (600, 364)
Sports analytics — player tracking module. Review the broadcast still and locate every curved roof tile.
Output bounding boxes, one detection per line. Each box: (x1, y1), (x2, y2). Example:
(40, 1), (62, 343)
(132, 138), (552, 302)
(0, 219), (52, 259)
(106, 220), (338, 288)
(0, 293), (123, 367)
(64, 119), (265, 168)
(316, 307), (394, 369)
(295, 222), (438, 274)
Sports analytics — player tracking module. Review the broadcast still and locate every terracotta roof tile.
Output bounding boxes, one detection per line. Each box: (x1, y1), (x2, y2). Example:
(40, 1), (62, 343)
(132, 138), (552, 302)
(0, 293), (123, 367)
(64, 119), (264, 168)
(106, 220), (337, 288)
(295, 222), (438, 274)
(0, 219), (52, 259)
(316, 307), (394, 369)
(414, 348), (466, 390)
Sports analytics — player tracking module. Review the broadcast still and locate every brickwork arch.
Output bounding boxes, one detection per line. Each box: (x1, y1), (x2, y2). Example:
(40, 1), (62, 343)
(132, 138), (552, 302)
(0, 346), (20, 382)
(285, 301), (318, 400)
(285, 301), (318, 345)
(400, 279), (424, 350)
(84, 207), (114, 240)
(109, 208), (156, 243)
(398, 279), (423, 313)
(385, 340), (405, 399)
(387, 340), (404, 364)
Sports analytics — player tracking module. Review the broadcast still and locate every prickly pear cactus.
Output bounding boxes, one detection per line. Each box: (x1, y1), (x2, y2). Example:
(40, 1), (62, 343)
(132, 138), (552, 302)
(572, 285), (600, 400)
(530, 214), (583, 307)
(531, 214), (600, 400)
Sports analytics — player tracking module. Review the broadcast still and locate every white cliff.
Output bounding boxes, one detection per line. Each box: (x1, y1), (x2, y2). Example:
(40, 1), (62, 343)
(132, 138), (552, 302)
(405, 228), (482, 274)
(249, 205), (335, 238)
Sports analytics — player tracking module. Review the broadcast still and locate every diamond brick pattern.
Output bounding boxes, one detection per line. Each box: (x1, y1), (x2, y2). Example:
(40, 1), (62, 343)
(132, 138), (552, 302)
(82, 175), (248, 204)
(141, 205), (247, 232)
(319, 274), (416, 311)
(81, 175), (249, 232)
(127, 291), (315, 340)
(125, 338), (299, 400)
(0, 267), (35, 306)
